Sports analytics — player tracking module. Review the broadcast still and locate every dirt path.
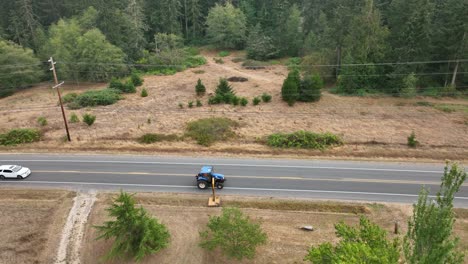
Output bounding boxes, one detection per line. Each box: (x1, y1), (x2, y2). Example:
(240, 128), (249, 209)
(55, 190), (97, 264)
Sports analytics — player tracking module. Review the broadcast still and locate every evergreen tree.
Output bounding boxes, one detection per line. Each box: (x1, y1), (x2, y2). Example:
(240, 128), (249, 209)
(404, 162), (466, 264)
(125, 0), (148, 60)
(299, 74), (323, 102)
(280, 4), (303, 56)
(8, 0), (42, 49)
(187, 0), (203, 41)
(195, 78), (206, 96)
(281, 69), (300, 106)
(215, 78), (235, 96)
(95, 191), (170, 262)
(206, 3), (247, 49)
(146, 0), (182, 36)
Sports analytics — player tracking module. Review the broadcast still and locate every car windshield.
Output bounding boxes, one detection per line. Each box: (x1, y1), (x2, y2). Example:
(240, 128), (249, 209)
(12, 166), (22, 172)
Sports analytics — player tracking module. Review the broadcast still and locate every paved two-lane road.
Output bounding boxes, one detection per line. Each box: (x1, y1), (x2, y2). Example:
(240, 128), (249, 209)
(0, 154), (467, 207)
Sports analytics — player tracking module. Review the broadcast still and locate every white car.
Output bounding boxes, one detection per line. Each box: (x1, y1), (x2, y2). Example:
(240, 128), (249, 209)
(0, 165), (31, 179)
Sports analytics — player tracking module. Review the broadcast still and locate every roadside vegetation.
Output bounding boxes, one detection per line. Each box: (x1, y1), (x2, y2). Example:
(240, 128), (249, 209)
(0, 128), (41, 146)
(267, 131), (343, 150)
(185, 117), (238, 146)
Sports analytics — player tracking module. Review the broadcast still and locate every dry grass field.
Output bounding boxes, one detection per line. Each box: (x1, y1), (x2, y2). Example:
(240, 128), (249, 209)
(0, 189), (466, 264)
(0, 188), (75, 264)
(0, 51), (467, 160)
(81, 192), (468, 264)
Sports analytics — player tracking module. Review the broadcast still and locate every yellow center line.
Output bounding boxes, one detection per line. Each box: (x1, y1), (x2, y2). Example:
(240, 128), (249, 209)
(33, 170), (462, 186)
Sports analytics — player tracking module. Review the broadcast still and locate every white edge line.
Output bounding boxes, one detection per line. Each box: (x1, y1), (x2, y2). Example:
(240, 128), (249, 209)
(4, 181), (468, 200)
(0, 159), (443, 174)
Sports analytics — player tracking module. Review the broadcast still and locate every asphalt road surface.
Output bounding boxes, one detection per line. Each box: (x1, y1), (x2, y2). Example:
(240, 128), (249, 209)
(1, 154), (467, 207)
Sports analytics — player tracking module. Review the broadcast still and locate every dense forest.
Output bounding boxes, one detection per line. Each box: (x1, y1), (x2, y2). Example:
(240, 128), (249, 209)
(0, 0), (466, 97)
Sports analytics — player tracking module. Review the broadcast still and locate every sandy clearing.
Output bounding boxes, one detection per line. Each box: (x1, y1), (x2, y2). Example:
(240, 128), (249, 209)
(55, 190), (97, 264)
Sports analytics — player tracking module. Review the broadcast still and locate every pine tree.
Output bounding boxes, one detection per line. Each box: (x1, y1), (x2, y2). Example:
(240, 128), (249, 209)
(280, 4), (303, 56)
(299, 74), (323, 102)
(404, 162), (466, 264)
(8, 0), (41, 49)
(215, 78), (234, 96)
(281, 69), (300, 106)
(95, 191), (170, 262)
(125, 0), (147, 60)
(195, 78), (206, 96)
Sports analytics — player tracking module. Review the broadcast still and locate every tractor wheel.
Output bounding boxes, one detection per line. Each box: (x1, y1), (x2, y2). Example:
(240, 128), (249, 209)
(197, 181), (207, 189)
(216, 183), (224, 189)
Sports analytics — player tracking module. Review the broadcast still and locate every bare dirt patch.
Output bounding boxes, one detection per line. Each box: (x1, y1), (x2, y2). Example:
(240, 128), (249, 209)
(1, 51), (467, 160)
(0, 188), (75, 264)
(81, 192), (468, 264)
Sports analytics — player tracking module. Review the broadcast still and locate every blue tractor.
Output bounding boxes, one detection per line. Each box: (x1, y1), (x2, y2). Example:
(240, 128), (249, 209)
(196, 166), (226, 190)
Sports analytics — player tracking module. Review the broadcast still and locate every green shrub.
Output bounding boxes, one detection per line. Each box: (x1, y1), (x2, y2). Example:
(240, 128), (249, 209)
(122, 80), (136, 93)
(178, 102), (184, 109)
(261, 93), (272, 103)
(231, 96), (240, 106)
(109, 77), (124, 90)
(195, 79), (206, 96)
(188, 101), (194, 108)
(138, 133), (179, 144)
(72, 89), (121, 108)
(407, 131), (419, 148)
(240, 97), (248, 106)
(214, 58), (224, 64)
(208, 95), (223, 105)
(185, 117), (238, 146)
(218, 51), (230, 57)
(131, 72), (144, 86)
(200, 207), (267, 260)
(184, 55), (207, 67)
(400, 73), (417, 98)
(0, 128), (41, 146)
(267, 131), (343, 150)
(141, 88), (148, 97)
(196, 100), (202, 107)
(82, 113), (96, 126)
(69, 113), (80, 123)
(109, 78), (136, 93)
(253, 97), (261, 105)
(0, 89), (15, 98)
(37, 117), (47, 126)
(440, 84), (458, 97)
(62, 93), (78, 103)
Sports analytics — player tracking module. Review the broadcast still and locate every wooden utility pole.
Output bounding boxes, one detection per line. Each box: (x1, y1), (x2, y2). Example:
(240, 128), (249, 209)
(49, 57), (71, 142)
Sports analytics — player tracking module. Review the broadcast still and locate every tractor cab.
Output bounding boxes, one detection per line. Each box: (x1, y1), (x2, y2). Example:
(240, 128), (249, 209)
(196, 166), (225, 189)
